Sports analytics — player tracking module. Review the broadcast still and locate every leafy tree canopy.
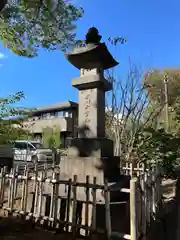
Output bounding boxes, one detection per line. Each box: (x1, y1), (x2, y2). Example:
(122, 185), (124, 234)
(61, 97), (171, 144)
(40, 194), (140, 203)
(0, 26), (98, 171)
(134, 127), (180, 177)
(143, 69), (180, 106)
(0, 0), (84, 57)
(42, 125), (61, 149)
(0, 91), (31, 144)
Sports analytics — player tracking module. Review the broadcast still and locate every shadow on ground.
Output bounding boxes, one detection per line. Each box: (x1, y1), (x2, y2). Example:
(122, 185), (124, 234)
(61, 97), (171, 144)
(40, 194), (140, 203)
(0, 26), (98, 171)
(0, 216), (74, 240)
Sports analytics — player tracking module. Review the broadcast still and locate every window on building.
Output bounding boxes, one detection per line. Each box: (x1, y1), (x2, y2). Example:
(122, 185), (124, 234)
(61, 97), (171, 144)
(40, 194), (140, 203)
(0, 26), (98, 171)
(63, 111), (72, 118)
(41, 113), (50, 119)
(56, 111), (64, 117)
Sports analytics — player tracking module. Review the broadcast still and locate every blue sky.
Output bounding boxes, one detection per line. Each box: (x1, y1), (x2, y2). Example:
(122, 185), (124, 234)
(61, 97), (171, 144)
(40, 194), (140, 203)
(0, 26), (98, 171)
(0, 0), (180, 108)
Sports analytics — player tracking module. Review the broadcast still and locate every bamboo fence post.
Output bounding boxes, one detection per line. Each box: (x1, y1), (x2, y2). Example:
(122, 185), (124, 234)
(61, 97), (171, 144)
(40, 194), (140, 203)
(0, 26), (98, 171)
(151, 167), (156, 217)
(37, 172), (44, 220)
(7, 169), (13, 210)
(31, 164), (38, 213)
(1, 166), (7, 204)
(9, 168), (16, 213)
(49, 170), (56, 227)
(155, 165), (159, 207)
(66, 178), (72, 232)
(72, 175), (77, 238)
(0, 167), (5, 204)
(33, 166), (39, 219)
(91, 177), (97, 238)
(130, 178), (137, 240)
(144, 170), (149, 228)
(85, 175), (90, 237)
(149, 170), (153, 222)
(23, 166), (30, 214)
(13, 165), (19, 202)
(146, 170), (151, 226)
(141, 170), (147, 237)
(104, 179), (111, 240)
(54, 171), (60, 227)
(156, 165), (162, 208)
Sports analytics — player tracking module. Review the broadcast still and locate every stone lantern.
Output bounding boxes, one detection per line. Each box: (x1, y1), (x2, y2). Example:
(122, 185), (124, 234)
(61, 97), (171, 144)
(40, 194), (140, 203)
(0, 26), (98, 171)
(63, 27), (119, 184)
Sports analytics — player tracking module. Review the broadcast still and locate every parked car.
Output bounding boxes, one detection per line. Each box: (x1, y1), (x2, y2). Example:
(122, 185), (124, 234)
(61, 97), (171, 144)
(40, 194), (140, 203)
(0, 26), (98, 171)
(13, 140), (53, 164)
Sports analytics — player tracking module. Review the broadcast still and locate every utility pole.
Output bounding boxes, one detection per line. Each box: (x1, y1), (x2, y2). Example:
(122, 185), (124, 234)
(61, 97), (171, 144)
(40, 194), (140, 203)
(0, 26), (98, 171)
(164, 74), (169, 132)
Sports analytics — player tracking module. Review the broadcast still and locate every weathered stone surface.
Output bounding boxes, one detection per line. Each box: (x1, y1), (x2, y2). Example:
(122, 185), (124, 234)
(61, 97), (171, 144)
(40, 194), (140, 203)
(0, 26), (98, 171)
(67, 138), (113, 158)
(72, 72), (112, 91)
(66, 42), (119, 70)
(78, 88), (105, 138)
(72, 68), (112, 138)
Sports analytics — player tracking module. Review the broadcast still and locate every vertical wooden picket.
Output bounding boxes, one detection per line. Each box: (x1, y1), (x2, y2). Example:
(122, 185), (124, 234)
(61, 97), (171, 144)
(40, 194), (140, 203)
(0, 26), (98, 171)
(23, 167), (29, 214)
(54, 171), (60, 227)
(9, 168), (16, 213)
(104, 179), (111, 240)
(0, 167), (5, 204)
(151, 167), (156, 218)
(130, 178), (137, 240)
(72, 175), (77, 238)
(85, 175), (90, 237)
(91, 177), (97, 234)
(66, 178), (72, 232)
(37, 172), (43, 220)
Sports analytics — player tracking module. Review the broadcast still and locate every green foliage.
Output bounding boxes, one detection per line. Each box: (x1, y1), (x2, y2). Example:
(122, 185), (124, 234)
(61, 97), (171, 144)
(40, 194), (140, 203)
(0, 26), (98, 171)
(134, 128), (180, 176)
(144, 69), (180, 106)
(42, 125), (61, 149)
(0, 0), (84, 57)
(143, 69), (180, 133)
(0, 91), (31, 144)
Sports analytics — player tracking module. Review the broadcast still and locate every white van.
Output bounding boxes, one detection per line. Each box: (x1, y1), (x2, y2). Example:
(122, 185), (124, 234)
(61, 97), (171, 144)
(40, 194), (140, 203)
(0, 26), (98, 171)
(14, 140), (53, 164)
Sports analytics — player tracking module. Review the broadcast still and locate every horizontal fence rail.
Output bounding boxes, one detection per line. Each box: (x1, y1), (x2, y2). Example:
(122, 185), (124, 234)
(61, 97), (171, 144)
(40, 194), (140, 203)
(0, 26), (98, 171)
(0, 162), (162, 240)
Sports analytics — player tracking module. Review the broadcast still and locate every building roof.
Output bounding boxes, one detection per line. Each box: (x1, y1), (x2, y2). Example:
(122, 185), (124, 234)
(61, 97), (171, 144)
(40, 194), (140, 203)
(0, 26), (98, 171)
(31, 101), (78, 115)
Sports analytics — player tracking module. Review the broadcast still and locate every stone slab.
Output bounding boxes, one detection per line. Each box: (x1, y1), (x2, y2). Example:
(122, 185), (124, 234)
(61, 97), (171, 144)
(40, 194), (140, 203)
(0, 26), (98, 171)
(72, 74), (112, 91)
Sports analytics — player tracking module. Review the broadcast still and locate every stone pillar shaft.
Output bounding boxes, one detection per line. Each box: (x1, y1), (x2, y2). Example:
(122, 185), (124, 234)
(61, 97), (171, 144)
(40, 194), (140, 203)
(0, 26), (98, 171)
(72, 67), (112, 139)
(78, 88), (105, 138)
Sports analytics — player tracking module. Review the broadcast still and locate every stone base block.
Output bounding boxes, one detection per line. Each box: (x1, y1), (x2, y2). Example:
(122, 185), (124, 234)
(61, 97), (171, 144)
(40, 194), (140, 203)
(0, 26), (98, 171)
(60, 155), (104, 185)
(66, 137), (114, 158)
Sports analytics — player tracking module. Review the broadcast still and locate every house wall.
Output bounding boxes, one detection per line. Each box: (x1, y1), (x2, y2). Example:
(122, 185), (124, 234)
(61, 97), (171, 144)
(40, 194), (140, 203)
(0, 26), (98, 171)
(23, 117), (74, 133)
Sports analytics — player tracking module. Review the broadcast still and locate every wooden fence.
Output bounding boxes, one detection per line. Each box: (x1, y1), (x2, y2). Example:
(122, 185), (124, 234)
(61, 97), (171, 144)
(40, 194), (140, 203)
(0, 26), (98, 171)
(0, 162), (162, 240)
(121, 162), (162, 239)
